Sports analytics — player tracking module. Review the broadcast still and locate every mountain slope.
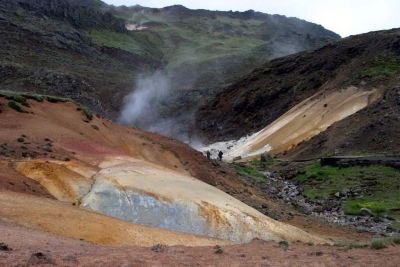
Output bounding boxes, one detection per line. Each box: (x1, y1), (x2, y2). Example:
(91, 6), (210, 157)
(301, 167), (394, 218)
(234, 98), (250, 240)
(197, 28), (400, 157)
(0, 0), (340, 130)
(108, 5), (340, 137)
(0, 0), (161, 118)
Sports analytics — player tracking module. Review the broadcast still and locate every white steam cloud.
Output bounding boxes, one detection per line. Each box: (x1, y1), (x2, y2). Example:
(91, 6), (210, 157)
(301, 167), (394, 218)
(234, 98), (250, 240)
(118, 70), (197, 143)
(119, 71), (170, 126)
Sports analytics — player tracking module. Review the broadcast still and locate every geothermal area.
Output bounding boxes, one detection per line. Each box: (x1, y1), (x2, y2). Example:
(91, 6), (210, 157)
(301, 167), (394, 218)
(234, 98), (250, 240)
(0, 83), (399, 265)
(1, 0), (400, 266)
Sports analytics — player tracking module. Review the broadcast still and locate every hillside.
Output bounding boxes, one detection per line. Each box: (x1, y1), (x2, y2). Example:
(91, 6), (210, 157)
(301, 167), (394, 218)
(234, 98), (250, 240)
(2, 91), (400, 266)
(0, 91), (332, 245)
(197, 28), (400, 158)
(109, 5), (340, 138)
(0, 0), (340, 138)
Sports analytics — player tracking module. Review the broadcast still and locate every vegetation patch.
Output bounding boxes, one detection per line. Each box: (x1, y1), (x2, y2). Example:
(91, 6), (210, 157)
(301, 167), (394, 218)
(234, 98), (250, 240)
(0, 90), (93, 120)
(356, 56), (400, 79)
(249, 159), (276, 168)
(334, 240), (368, 251)
(370, 237), (400, 250)
(335, 237), (400, 250)
(234, 163), (266, 182)
(77, 106), (93, 121)
(7, 101), (26, 113)
(0, 90), (69, 104)
(296, 162), (400, 220)
(87, 29), (146, 55)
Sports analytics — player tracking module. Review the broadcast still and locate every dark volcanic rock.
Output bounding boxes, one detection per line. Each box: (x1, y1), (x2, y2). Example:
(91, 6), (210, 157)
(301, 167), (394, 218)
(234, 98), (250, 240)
(27, 252), (55, 265)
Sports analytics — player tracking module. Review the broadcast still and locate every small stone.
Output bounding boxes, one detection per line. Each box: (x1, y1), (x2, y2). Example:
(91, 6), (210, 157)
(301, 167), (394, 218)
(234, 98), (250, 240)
(359, 208), (373, 217)
(42, 145), (52, 152)
(151, 244), (167, 253)
(27, 252), (54, 265)
(63, 255), (78, 263)
(214, 245), (224, 254)
(0, 243), (11, 251)
(279, 240), (289, 251)
(17, 137), (24, 143)
(315, 251), (323, 256)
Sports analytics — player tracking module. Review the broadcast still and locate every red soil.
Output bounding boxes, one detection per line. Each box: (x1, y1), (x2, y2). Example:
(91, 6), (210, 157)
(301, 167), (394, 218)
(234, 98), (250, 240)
(1, 220), (399, 267)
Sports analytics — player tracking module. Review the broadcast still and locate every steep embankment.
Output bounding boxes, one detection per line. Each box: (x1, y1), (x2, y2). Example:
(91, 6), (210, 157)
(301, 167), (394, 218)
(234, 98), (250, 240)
(197, 29), (400, 159)
(0, 93), (327, 245)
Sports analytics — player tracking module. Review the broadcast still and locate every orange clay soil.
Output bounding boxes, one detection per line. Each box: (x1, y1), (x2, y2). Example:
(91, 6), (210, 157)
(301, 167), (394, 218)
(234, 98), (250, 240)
(0, 98), (375, 238)
(0, 190), (229, 247)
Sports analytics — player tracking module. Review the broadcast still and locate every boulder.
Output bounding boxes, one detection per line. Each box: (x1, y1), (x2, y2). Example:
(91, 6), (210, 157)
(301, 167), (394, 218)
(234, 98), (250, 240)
(359, 208), (373, 217)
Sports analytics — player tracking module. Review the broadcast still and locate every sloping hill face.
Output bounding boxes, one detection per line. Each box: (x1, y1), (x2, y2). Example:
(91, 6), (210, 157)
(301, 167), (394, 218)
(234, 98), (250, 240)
(109, 5), (340, 137)
(0, 0), (159, 118)
(0, 94), (326, 245)
(197, 29), (400, 158)
(0, 0), (339, 128)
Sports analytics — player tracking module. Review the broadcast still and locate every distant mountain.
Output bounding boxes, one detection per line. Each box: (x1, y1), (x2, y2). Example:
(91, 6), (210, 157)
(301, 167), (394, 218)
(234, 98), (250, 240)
(0, 0), (340, 128)
(196, 28), (400, 157)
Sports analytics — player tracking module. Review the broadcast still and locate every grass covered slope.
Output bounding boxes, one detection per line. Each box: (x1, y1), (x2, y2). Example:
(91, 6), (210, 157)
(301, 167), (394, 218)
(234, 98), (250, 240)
(109, 5), (340, 68)
(105, 5), (340, 125)
(296, 162), (400, 220)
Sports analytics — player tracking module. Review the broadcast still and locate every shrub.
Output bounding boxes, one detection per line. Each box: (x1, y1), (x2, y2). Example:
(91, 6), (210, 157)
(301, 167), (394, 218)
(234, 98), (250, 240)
(334, 240), (368, 250)
(46, 96), (68, 103)
(8, 101), (26, 113)
(371, 238), (387, 250)
(370, 237), (400, 250)
(80, 106), (93, 121)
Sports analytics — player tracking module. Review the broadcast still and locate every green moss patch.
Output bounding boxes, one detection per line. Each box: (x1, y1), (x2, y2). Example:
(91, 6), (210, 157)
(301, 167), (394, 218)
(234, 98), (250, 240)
(234, 164), (266, 182)
(296, 162), (400, 220)
(357, 56), (400, 79)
